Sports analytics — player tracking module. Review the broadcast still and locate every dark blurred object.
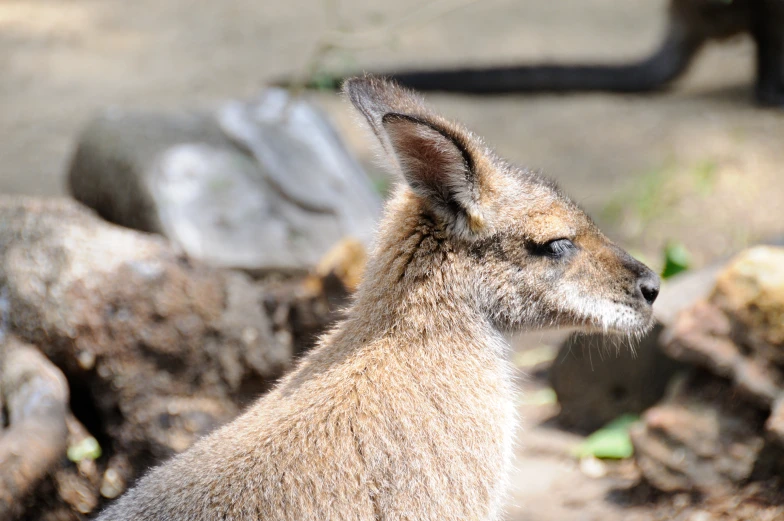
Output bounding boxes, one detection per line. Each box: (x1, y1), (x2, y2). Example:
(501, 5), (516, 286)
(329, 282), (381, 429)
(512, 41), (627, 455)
(0, 196), (351, 519)
(630, 372), (767, 495)
(549, 260), (724, 433)
(550, 325), (683, 432)
(68, 89), (380, 275)
(265, 237), (366, 357)
(314, 0), (784, 107)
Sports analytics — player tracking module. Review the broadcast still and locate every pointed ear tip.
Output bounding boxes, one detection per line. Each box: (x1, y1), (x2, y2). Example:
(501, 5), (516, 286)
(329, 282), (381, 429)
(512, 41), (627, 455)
(343, 74), (377, 94)
(342, 76), (374, 112)
(340, 76), (361, 96)
(344, 78), (400, 125)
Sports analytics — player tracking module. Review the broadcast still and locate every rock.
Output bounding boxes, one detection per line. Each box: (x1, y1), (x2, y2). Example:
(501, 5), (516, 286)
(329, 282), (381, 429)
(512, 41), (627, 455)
(630, 373), (766, 496)
(0, 197), (287, 461)
(549, 324), (684, 432)
(662, 246), (784, 426)
(637, 246), (784, 504)
(654, 263), (725, 328)
(0, 337), (70, 520)
(649, 478), (784, 521)
(653, 240), (784, 330)
(68, 89), (381, 274)
(768, 397), (784, 446)
(711, 246), (784, 367)
(664, 300), (782, 408)
(263, 238), (365, 358)
(218, 89), (381, 247)
(67, 110), (233, 234)
(0, 196), (350, 519)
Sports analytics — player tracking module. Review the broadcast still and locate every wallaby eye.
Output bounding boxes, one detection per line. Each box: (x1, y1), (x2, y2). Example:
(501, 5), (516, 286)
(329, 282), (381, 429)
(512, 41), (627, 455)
(539, 238), (576, 259)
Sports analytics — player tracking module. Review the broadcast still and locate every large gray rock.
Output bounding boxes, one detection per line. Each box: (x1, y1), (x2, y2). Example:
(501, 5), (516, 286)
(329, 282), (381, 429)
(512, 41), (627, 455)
(68, 89), (381, 274)
(67, 110), (232, 235)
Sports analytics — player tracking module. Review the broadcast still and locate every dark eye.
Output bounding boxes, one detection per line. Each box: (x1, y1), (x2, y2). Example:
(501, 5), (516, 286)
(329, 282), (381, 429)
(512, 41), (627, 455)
(539, 238), (576, 258)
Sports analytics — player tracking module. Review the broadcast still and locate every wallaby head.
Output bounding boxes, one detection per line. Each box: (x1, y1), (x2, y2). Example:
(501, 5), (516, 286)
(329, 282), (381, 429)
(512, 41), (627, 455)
(345, 76), (659, 337)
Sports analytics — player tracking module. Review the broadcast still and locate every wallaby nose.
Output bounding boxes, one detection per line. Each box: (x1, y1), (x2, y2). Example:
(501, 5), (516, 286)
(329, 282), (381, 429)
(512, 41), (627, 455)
(638, 273), (660, 306)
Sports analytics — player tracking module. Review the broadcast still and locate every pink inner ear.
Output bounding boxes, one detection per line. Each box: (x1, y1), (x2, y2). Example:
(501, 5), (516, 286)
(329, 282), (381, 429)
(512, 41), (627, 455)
(383, 117), (468, 199)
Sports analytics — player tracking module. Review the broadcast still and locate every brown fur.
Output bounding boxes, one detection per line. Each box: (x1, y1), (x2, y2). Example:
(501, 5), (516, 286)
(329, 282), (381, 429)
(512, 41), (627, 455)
(96, 77), (659, 521)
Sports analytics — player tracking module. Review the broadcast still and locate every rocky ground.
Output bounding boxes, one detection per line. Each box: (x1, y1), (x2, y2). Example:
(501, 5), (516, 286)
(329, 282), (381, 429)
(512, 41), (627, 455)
(2, 1), (784, 520)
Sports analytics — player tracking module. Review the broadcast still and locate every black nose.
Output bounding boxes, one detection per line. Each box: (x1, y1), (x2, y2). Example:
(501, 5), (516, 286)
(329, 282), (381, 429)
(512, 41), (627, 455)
(638, 273), (660, 305)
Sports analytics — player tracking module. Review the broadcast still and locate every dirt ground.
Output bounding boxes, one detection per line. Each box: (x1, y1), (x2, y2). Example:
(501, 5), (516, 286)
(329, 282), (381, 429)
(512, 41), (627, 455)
(2, 0), (783, 519)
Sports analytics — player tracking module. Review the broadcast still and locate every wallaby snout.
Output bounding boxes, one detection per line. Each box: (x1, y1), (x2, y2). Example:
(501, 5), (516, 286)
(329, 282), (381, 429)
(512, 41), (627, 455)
(613, 245), (661, 307)
(637, 269), (661, 306)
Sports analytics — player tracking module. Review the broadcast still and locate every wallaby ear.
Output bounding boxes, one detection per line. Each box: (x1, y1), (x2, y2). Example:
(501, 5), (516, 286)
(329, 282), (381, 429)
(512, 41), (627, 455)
(344, 76), (487, 237)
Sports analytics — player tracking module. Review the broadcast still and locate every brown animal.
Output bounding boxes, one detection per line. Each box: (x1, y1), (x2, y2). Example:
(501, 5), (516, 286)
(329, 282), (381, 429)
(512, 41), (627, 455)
(95, 77), (660, 521)
(316, 0), (784, 107)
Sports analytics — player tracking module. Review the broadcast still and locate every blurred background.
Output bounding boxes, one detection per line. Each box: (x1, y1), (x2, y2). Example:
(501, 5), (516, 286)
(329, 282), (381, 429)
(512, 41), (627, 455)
(3, 0), (783, 267)
(1, 1), (783, 520)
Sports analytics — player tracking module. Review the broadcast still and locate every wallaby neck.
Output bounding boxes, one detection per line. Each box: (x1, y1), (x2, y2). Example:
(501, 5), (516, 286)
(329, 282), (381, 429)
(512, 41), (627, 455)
(346, 246), (503, 363)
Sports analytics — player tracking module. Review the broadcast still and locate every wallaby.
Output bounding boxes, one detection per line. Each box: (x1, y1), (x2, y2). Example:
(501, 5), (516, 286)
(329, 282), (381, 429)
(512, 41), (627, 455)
(95, 77), (660, 521)
(316, 0), (784, 106)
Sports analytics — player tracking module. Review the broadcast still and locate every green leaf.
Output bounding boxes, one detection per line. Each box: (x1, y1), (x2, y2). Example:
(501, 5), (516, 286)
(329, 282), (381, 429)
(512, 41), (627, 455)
(661, 241), (691, 279)
(67, 436), (102, 463)
(573, 414), (639, 460)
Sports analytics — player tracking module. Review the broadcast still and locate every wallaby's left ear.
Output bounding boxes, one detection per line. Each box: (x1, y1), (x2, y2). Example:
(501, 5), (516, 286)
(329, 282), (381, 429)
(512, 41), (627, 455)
(380, 112), (486, 235)
(344, 76), (489, 238)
